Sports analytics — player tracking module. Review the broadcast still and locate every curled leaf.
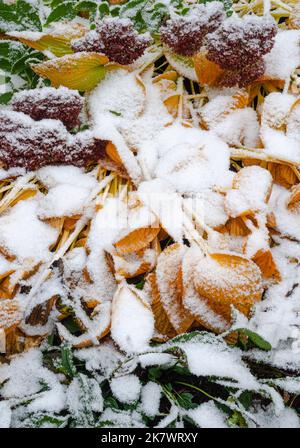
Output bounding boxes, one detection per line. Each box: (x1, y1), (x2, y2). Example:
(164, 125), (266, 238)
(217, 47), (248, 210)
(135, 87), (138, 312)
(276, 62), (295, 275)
(114, 227), (160, 255)
(194, 51), (223, 86)
(32, 52), (110, 91)
(0, 299), (21, 332)
(252, 249), (281, 282)
(193, 253), (263, 323)
(156, 243), (194, 334)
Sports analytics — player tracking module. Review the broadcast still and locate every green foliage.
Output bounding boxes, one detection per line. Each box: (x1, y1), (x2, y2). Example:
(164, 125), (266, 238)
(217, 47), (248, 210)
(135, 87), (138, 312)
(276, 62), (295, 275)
(54, 343), (77, 378)
(235, 328), (272, 351)
(0, 0), (42, 32)
(0, 40), (45, 103)
(45, 2), (77, 25)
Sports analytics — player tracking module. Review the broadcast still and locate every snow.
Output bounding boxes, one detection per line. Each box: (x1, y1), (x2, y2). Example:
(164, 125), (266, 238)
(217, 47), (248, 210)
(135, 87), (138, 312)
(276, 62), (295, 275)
(212, 108), (260, 148)
(264, 30), (300, 81)
(179, 340), (258, 389)
(75, 343), (124, 376)
(0, 401), (11, 428)
(0, 348), (65, 413)
(38, 184), (91, 218)
(182, 246), (229, 332)
(111, 284), (154, 353)
(37, 165), (97, 190)
(253, 406), (300, 428)
(1, 4), (300, 429)
(187, 401), (227, 428)
(110, 374), (141, 403)
(225, 166), (272, 218)
(140, 382), (162, 417)
(0, 198), (58, 263)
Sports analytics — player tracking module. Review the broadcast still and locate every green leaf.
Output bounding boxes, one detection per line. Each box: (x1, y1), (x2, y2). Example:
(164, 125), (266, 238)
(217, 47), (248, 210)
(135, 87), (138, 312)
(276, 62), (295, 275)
(75, 1), (98, 19)
(58, 343), (77, 378)
(22, 412), (69, 428)
(176, 392), (197, 410)
(0, 91), (13, 104)
(236, 329), (272, 351)
(98, 1), (110, 18)
(0, 0), (42, 32)
(120, 0), (146, 19)
(168, 331), (217, 345)
(45, 2), (76, 25)
(141, 2), (169, 34)
(227, 410), (247, 428)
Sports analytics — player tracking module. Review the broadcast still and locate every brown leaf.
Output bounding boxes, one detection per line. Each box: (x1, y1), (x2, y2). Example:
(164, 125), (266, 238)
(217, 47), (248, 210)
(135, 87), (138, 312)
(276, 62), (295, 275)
(267, 162), (300, 188)
(252, 249), (281, 282)
(193, 253), (263, 323)
(145, 273), (176, 341)
(287, 184), (300, 211)
(114, 227), (160, 255)
(0, 299), (21, 331)
(194, 51), (223, 86)
(156, 243), (194, 334)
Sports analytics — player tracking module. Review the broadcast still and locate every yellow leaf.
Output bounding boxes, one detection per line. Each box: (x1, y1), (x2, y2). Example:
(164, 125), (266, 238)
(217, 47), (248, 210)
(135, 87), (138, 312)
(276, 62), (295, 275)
(114, 227), (160, 255)
(287, 183), (300, 210)
(32, 52), (110, 91)
(8, 24), (86, 57)
(156, 243), (194, 334)
(194, 51), (223, 86)
(193, 253), (263, 322)
(164, 94), (180, 118)
(0, 299), (21, 332)
(252, 249), (281, 282)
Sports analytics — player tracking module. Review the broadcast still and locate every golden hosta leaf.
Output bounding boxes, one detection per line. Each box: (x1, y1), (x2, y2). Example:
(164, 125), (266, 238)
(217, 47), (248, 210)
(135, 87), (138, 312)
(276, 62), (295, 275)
(181, 247), (229, 333)
(9, 188), (37, 207)
(0, 276), (17, 299)
(193, 253), (263, 322)
(64, 216), (81, 231)
(266, 212), (277, 229)
(0, 299), (21, 331)
(200, 89), (249, 129)
(114, 227), (160, 255)
(164, 94), (180, 118)
(290, 97), (300, 113)
(44, 217), (65, 231)
(13, 34), (74, 57)
(8, 24), (86, 57)
(252, 249), (281, 282)
(98, 157), (129, 179)
(217, 216), (251, 236)
(194, 51), (223, 86)
(114, 248), (156, 279)
(106, 141), (123, 166)
(32, 52), (109, 91)
(25, 297), (57, 329)
(153, 71), (178, 83)
(145, 273), (176, 341)
(287, 184), (300, 210)
(156, 243), (194, 334)
(267, 162), (300, 188)
(0, 268), (14, 282)
(4, 328), (43, 356)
